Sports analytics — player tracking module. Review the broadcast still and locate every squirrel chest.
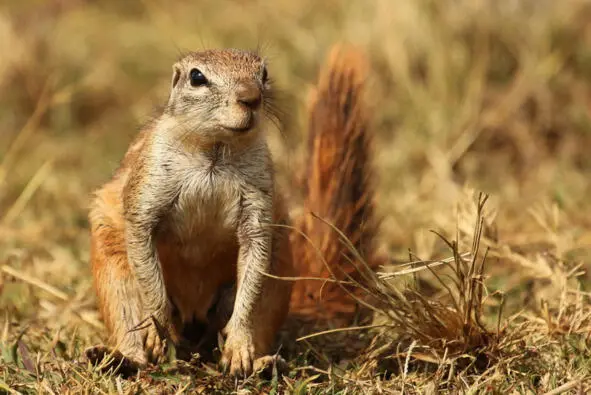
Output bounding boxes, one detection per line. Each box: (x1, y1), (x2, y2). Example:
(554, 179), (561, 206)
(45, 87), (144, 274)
(157, 156), (243, 263)
(152, 146), (268, 322)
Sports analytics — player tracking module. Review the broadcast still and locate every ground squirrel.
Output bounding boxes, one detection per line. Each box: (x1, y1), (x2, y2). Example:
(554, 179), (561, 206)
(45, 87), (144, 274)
(87, 44), (381, 378)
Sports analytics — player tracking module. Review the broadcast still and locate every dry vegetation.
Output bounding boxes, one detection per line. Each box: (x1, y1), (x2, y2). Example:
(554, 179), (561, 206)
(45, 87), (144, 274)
(1, 0), (591, 393)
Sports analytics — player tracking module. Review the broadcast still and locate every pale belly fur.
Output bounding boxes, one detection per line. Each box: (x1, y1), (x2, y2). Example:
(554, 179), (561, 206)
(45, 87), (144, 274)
(155, 169), (242, 324)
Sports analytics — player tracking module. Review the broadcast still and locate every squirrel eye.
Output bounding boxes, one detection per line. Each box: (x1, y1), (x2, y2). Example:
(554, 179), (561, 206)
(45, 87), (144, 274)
(190, 68), (208, 87)
(262, 67), (268, 84)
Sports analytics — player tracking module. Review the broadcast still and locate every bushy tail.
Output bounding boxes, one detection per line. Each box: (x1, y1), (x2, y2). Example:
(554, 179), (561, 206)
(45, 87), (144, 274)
(289, 44), (383, 324)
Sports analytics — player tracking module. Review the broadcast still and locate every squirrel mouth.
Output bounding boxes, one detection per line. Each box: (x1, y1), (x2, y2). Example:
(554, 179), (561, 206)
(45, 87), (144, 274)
(223, 118), (256, 133)
(224, 125), (253, 133)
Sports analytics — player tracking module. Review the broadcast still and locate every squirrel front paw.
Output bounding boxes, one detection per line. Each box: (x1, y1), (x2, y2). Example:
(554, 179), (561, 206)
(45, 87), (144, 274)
(144, 324), (168, 364)
(220, 326), (256, 378)
(142, 305), (176, 364)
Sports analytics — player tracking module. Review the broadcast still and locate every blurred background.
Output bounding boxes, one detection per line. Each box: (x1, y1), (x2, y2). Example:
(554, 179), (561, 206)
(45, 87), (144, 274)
(0, 0), (590, 381)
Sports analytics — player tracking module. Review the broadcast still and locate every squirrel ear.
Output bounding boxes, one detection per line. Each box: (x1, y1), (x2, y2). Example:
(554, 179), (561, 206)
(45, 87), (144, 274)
(171, 65), (181, 89)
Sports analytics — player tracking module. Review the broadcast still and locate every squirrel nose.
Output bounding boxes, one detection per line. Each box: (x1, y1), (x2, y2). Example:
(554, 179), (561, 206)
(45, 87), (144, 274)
(235, 83), (262, 110)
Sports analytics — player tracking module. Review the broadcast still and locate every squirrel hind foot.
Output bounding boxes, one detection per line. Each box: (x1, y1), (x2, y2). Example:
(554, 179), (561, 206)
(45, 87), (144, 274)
(83, 344), (144, 378)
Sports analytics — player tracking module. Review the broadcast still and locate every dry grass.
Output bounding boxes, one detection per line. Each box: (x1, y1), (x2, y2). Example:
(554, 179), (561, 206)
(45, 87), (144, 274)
(1, 0), (591, 393)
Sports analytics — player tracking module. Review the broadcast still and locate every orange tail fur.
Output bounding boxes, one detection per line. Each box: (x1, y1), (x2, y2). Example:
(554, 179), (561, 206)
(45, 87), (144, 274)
(289, 44), (383, 324)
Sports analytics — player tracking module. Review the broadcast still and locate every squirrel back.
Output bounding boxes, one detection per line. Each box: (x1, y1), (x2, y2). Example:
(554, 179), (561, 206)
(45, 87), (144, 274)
(289, 45), (383, 324)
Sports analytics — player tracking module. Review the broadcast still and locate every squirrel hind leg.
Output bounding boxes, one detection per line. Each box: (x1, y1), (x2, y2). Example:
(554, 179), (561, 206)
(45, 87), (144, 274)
(250, 222), (295, 355)
(90, 226), (147, 367)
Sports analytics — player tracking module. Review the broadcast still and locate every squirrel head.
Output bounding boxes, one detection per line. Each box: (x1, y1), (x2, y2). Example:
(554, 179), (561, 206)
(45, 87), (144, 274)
(165, 49), (274, 144)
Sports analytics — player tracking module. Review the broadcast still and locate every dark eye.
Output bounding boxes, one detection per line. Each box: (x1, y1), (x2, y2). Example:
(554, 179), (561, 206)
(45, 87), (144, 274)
(262, 67), (268, 84)
(190, 68), (208, 87)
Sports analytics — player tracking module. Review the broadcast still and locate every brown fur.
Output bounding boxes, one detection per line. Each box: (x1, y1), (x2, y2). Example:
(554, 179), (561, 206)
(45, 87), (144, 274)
(289, 45), (383, 324)
(88, 44), (379, 378)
